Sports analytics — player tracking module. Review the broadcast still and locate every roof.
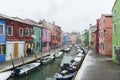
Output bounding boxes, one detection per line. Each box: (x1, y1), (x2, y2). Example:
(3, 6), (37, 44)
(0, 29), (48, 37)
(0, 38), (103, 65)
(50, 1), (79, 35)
(112, 0), (117, 11)
(24, 18), (42, 27)
(0, 13), (32, 25)
(102, 14), (112, 17)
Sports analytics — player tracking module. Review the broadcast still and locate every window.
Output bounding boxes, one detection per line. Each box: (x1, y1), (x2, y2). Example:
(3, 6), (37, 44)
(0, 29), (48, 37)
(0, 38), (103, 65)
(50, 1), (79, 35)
(42, 42), (47, 47)
(0, 24), (4, 35)
(113, 24), (116, 34)
(33, 29), (35, 35)
(7, 26), (13, 36)
(19, 28), (23, 37)
(0, 45), (3, 54)
(25, 28), (29, 36)
(29, 29), (33, 35)
(102, 43), (104, 50)
(46, 32), (47, 37)
(103, 19), (105, 24)
(38, 30), (41, 37)
(114, 9), (116, 16)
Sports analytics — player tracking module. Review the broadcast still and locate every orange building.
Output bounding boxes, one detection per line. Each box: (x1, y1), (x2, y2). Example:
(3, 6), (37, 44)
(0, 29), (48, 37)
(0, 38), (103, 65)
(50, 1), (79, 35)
(99, 14), (112, 56)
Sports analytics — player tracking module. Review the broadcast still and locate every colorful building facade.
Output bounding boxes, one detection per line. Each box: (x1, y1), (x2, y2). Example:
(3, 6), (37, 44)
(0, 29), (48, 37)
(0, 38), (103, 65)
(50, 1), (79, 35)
(4, 17), (33, 60)
(95, 19), (100, 53)
(25, 19), (42, 54)
(112, 0), (120, 63)
(99, 14), (112, 56)
(0, 19), (6, 62)
(42, 28), (51, 52)
(89, 25), (96, 49)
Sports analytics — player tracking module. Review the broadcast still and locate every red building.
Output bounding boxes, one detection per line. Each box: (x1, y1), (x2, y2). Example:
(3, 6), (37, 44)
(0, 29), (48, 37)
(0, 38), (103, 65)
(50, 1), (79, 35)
(99, 14), (112, 56)
(2, 16), (33, 60)
(95, 19), (100, 53)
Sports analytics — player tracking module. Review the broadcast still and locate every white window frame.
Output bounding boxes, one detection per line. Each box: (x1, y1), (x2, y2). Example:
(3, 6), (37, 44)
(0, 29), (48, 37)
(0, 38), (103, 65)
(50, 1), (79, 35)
(7, 26), (13, 36)
(19, 28), (23, 37)
(25, 28), (29, 36)
(0, 24), (4, 35)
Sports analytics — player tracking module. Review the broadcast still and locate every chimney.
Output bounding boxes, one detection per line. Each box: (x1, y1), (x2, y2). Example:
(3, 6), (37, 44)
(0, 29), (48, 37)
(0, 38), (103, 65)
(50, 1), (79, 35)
(53, 21), (55, 25)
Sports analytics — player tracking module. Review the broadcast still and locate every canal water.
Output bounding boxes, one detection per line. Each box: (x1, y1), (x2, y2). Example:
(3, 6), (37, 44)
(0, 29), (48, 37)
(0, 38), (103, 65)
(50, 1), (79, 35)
(9, 48), (76, 80)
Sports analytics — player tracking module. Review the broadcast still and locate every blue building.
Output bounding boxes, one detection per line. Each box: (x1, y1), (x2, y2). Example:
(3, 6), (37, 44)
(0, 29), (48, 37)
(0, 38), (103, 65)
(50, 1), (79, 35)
(63, 34), (67, 45)
(0, 19), (6, 62)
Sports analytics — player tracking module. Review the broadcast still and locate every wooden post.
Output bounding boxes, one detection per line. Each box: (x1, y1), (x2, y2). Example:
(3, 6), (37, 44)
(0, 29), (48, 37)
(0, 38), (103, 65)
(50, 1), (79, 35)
(10, 53), (15, 69)
(21, 55), (24, 64)
(34, 53), (37, 59)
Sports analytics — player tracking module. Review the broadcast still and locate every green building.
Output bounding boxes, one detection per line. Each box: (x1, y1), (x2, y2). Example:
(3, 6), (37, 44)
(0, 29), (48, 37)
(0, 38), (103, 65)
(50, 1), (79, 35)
(112, 0), (120, 63)
(84, 30), (89, 47)
(81, 30), (89, 47)
(33, 25), (42, 54)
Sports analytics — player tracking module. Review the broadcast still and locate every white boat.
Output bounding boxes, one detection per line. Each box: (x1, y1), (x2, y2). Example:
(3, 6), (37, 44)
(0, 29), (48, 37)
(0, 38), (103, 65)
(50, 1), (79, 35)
(13, 62), (40, 76)
(41, 54), (55, 64)
(55, 51), (63, 58)
(0, 71), (12, 80)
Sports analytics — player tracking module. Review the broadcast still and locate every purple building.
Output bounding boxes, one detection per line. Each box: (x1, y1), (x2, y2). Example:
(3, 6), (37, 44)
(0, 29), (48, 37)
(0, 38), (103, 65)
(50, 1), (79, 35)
(42, 28), (51, 52)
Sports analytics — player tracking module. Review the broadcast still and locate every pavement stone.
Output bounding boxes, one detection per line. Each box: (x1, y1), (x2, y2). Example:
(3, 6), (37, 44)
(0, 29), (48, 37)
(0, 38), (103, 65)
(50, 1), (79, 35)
(75, 49), (120, 80)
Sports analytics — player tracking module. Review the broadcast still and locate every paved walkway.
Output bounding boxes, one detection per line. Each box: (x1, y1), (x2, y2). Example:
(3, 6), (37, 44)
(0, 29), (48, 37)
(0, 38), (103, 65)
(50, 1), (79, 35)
(75, 49), (120, 80)
(0, 48), (60, 72)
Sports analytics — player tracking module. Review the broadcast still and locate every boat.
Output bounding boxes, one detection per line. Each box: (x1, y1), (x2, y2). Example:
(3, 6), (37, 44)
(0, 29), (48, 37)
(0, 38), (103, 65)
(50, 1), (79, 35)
(41, 54), (55, 64)
(53, 63), (76, 80)
(0, 71), (12, 80)
(55, 51), (63, 58)
(64, 47), (71, 53)
(46, 77), (56, 80)
(12, 62), (40, 76)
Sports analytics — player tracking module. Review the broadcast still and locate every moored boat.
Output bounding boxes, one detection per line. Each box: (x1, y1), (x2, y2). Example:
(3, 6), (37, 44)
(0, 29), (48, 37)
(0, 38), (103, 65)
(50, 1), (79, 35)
(12, 62), (40, 76)
(53, 63), (76, 80)
(41, 54), (55, 64)
(0, 71), (12, 80)
(55, 51), (63, 58)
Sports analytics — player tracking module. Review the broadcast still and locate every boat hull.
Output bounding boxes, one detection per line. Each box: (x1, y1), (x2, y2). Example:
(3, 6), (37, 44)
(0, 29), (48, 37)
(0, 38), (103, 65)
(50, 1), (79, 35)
(0, 71), (12, 80)
(13, 62), (40, 76)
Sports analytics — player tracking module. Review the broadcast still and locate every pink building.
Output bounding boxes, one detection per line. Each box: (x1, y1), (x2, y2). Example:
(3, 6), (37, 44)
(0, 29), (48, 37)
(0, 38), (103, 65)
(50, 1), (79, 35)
(42, 27), (51, 52)
(99, 14), (112, 56)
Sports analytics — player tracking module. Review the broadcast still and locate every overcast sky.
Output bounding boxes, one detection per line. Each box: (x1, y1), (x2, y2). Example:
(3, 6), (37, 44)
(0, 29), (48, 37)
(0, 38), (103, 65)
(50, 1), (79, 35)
(0, 0), (115, 32)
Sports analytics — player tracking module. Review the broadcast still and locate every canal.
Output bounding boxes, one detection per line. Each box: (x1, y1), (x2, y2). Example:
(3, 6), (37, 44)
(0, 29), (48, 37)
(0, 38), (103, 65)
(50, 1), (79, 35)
(9, 47), (76, 80)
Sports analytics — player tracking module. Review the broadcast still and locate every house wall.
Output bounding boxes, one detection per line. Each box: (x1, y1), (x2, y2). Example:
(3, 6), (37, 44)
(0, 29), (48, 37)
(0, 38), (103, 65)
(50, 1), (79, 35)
(33, 26), (42, 53)
(6, 19), (32, 41)
(42, 28), (51, 52)
(0, 19), (6, 62)
(112, 0), (120, 63)
(96, 19), (99, 53)
(99, 15), (112, 56)
(6, 19), (33, 60)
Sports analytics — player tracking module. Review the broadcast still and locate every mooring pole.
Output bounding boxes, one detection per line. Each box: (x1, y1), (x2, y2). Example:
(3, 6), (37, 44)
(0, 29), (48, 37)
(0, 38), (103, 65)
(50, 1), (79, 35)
(21, 55), (24, 64)
(10, 53), (15, 69)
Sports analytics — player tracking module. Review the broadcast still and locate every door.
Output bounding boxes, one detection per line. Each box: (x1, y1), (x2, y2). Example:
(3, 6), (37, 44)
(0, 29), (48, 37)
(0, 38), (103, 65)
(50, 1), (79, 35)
(14, 43), (18, 59)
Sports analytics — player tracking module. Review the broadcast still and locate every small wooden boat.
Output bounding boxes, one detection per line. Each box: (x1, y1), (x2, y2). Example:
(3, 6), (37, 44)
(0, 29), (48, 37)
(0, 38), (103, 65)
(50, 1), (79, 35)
(0, 71), (12, 80)
(41, 54), (55, 64)
(12, 62), (40, 76)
